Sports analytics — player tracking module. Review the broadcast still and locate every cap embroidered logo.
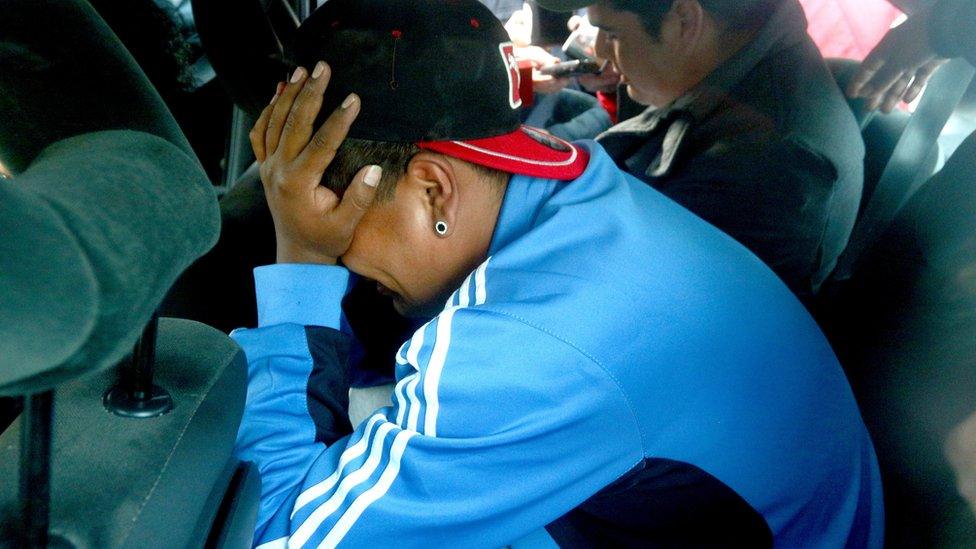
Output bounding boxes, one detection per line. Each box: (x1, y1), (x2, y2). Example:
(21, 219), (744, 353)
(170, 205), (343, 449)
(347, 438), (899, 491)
(499, 42), (522, 109)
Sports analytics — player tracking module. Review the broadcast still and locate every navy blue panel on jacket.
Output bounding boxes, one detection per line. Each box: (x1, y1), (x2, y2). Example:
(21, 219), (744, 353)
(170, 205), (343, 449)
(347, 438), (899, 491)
(547, 459), (772, 546)
(231, 142), (882, 547)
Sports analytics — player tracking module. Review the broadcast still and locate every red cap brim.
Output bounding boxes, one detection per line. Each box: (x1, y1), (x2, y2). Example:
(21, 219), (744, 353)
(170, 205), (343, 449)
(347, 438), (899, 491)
(417, 125), (589, 181)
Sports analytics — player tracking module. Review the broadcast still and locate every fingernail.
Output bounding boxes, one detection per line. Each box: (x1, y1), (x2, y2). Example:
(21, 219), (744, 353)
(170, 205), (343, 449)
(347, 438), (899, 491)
(312, 61), (326, 79)
(290, 67), (305, 83)
(341, 94), (357, 110)
(363, 165), (382, 187)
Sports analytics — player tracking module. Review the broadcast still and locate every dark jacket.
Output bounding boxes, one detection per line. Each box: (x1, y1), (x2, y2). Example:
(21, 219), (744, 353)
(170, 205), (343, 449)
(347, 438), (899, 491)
(930, 0), (976, 65)
(597, 0), (864, 302)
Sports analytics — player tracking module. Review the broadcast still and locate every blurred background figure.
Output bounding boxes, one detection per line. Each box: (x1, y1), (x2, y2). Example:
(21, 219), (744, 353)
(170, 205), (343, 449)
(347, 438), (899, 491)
(832, 0), (976, 543)
(496, 1), (614, 140)
(799, 0), (904, 61)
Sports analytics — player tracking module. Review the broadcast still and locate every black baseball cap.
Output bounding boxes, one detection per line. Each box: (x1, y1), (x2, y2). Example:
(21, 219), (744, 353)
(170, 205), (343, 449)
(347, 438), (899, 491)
(287, 0), (588, 180)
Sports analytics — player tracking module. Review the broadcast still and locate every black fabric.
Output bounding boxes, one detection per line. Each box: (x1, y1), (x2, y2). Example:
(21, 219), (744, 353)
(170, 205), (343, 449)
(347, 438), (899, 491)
(0, 318), (250, 548)
(0, 0), (195, 173)
(208, 461), (263, 549)
(928, 0), (976, 65)
(597, 0), (864, 304)
(342, 279), (419, 385)
(191, 0), (295, 118)
(305, 326), (354, 445)
(825, 58), (877, 130)
(531, 1), (572, 46)
(824, 132), (976, 546)
(0, 131), (219, 395)
(288, 0), (522, 141)
(546, 458), (772, 547)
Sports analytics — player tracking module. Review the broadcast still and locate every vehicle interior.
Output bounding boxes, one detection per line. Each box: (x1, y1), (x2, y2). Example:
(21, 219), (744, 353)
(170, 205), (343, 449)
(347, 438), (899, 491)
(2, 0), (976, 546)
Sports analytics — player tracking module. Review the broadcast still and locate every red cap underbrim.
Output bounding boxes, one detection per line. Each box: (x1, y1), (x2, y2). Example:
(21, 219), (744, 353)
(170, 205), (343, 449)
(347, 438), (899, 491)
(417, 125), (589, 181)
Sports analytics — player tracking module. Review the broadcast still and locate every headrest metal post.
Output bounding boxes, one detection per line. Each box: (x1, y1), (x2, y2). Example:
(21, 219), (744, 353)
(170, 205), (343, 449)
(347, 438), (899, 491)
(103, 314), (173, 418)
(19, 390), (53, 548)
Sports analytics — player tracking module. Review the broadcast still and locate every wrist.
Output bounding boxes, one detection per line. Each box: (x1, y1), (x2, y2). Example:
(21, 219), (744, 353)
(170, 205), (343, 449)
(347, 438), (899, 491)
(275, 240), (338, 265)
(254, 264), (353, 328)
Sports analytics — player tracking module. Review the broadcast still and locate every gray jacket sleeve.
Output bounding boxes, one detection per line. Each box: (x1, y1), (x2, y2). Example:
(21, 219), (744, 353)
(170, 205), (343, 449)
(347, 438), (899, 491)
(929, 0), (976, 65)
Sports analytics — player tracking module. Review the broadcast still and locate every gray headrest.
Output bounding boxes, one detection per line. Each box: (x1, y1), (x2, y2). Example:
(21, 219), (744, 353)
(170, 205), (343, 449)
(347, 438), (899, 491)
(0, 130), (219, 395)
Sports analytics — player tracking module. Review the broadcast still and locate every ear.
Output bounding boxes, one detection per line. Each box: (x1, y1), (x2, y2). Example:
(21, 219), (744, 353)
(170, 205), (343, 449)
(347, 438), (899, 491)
(404, 152), (460, 237)
(667, 0), (706, 52)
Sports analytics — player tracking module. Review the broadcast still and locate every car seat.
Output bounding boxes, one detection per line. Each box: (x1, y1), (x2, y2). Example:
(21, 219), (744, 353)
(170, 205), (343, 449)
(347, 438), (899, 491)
(0, 0), (258, 545)
(824, 58), (974, 284)
(823, 128), (976, 547)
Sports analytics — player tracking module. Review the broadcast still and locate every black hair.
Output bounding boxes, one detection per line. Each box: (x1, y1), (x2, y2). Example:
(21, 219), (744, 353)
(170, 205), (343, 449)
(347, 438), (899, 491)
(323, 139), (509, 201)
(607, 0), (778, 40)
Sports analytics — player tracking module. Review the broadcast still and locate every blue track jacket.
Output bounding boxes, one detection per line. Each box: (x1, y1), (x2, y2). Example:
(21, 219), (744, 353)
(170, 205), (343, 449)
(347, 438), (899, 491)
(232, 142), (883, 547)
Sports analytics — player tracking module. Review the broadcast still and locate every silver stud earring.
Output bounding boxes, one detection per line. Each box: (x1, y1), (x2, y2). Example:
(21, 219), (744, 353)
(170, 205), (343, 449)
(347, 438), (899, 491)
(434, 221), (449, 236)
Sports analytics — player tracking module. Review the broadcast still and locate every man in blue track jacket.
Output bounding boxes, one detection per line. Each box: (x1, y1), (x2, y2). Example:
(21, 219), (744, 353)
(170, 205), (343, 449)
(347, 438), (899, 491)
(231, 0), (883, 546)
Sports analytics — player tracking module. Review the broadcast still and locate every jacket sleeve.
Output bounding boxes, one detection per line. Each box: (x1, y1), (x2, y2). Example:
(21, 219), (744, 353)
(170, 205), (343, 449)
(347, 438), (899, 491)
(928, 0), (976, 66)
(232, 262), (643, 548)
(232, 264), (357, 530)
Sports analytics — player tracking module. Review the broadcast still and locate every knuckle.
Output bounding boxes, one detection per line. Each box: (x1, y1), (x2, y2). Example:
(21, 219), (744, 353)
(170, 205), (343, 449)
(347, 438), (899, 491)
(301, 82), (319, 99)
(282, 115), (299, 133)
(311, 133), (339, 155)
(350, 190), (372, 211)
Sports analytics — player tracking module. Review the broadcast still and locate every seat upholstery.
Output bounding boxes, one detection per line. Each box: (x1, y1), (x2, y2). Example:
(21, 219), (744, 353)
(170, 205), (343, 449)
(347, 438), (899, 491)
(161, 163), (273, 333)
(0, 318), (256, 548)
(0, 0), (220, 395)
(0, 131), (219, 395)
(826, 132), (976, 545)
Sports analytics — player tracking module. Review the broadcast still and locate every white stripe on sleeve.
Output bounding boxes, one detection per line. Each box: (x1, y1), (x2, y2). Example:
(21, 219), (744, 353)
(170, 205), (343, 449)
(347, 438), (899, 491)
(319, 430), (418, 547)
(393, 376), (410, 426)
(475, 258), (490, 305)
(405, 375), (423, 432)
(291, 415), (385, 518)
(422, 307), (457, 437)
(457, 271), (472, 308)
(288, 421), (398, 548)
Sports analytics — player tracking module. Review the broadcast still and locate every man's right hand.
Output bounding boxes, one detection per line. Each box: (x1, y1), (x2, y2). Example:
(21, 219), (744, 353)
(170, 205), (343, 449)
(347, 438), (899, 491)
(578, 63), (621, 95)
(249, 62), (382, 265)
(846, 9), (948, 113)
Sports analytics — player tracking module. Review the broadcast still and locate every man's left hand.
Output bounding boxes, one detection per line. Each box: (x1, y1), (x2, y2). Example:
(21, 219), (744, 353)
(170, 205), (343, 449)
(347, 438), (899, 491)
(847, 10), (948, 113)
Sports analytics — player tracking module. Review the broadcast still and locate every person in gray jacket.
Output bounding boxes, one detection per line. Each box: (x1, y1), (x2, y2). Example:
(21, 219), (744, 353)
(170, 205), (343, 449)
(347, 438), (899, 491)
(540, 0), (865, 304)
